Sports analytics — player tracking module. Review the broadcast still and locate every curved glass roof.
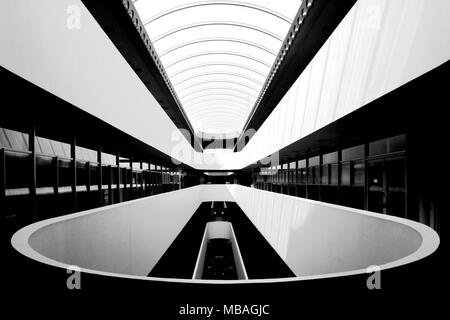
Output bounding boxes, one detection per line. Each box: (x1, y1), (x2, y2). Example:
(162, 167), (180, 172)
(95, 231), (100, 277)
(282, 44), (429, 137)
(134, 0), (302, 135)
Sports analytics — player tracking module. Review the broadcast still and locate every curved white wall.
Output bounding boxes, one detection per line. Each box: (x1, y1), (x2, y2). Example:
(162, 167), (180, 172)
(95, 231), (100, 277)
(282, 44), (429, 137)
(27, 187), (202, 276)
(12, 185), (439, 283)
(229, 187), (437, 277)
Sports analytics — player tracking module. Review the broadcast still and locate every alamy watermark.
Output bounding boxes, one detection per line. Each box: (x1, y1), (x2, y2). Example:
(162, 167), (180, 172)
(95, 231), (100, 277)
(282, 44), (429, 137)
(66, 265), (81, 290)
(366, 265), (381, 290)
(67, 5), (81, 30)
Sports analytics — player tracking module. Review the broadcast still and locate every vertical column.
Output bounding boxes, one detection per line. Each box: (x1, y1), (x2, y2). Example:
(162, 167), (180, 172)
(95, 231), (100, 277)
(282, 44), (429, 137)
(123, 159), (128, 201)
(0, 148), (6, 214)
(86, 162), (91, 194)
(337, 150), (342, 205)
(305, 157), (309, 199)
(70, 136), (77, 212)
(115, 151), (121, 203)
(129, 158), (133, 200)
(29, 127), (37, 221)
(108, 165), (113, 204)
(147, 161), (152, 196)
(363, 143), (369, 211)
(295, 160), (299, 197)
(140, 162), (143, 197)
(318, 155), (323, 202)
(97, 147), (103, 206)
(53, 156), (59, 215)
(160, 165), (163, 193)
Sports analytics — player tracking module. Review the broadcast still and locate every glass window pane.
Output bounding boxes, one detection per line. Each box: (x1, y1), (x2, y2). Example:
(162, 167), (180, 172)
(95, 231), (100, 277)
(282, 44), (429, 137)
(323, 151), (338, 164)
(341, 162), (351, 185)
(342, 145), (364, 161)
(314, 166), (320, 185)
(330, 163), (338, 185)
(354, 161), (365, 186)
(307, 167), (313, 184)
(321, 164), (329, 185)
(369, 138), (387, 156)
(309, 156), (320, 167)
(388, 134), (406, 153)
(298, 159), (306, 168)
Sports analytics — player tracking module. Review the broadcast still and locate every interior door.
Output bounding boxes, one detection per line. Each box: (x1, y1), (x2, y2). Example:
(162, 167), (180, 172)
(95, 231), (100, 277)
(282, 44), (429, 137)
(368, 158), (406, 217)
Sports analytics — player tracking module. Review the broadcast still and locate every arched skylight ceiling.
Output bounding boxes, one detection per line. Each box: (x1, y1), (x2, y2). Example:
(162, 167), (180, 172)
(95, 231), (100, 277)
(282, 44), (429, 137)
(133, 0), (302, 136)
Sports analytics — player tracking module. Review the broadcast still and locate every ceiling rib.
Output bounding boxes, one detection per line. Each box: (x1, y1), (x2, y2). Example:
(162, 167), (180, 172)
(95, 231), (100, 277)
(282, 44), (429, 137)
(160, 37), (277, 57)
(153, 21), (284, 43)
(140, 1), (292, 25)
(182, 92), (253, 105)
(179, 87), (257, 100)
(164, 51), (272, 69)
(177, 80), (260, 94)
(174, 72), (263, 86)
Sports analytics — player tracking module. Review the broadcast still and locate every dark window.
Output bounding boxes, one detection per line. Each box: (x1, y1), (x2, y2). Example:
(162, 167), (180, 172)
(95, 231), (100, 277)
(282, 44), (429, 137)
(369, 139), (387, 156)
(341, 162), (351, 185)
(354, 161), (365, 186)
(323, 152), (338, 164)
(330, 163), (338, 185)
(342, 145), (364, 161)
(321, 164), (329, 185)
(388, 134), (406, 153)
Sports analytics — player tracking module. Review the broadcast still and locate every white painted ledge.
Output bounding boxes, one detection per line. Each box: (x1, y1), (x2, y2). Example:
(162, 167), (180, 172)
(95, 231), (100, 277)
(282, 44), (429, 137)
(11, 185), (439, 284)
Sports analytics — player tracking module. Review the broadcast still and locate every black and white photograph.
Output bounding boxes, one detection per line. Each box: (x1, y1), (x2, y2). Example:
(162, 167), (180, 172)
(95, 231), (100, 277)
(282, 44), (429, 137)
(1, 0), (448, 318)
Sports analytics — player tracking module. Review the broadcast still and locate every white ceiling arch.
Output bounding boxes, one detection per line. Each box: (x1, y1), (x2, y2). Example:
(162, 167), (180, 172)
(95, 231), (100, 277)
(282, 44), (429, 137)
(134, 0), (302, 135)
(169, 62), (267, 79)
(176, 80), (260, 94)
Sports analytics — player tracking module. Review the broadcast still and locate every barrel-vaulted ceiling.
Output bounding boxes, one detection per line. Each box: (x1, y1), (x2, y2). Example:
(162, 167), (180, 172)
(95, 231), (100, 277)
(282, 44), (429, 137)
(133, 0), (302, 136)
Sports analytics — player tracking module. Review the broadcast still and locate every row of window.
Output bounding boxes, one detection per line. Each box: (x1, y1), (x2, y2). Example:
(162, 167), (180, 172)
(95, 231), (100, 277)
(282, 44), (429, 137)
(257, 134), (405, 186)
(253, 134), (407, 218)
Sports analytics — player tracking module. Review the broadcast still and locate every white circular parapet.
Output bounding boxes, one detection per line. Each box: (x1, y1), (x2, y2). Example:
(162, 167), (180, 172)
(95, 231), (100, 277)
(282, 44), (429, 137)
(11, 185), (440, 284)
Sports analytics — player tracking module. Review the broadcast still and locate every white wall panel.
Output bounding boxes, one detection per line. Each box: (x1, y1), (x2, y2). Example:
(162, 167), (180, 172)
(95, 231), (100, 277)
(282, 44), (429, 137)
(302, 40), (330, 138)
(240, 0), (450, 168)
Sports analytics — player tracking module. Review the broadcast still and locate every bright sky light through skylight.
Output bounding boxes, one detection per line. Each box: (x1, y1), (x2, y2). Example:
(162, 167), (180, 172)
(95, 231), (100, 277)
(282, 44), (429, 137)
(133, 0), (302, 136)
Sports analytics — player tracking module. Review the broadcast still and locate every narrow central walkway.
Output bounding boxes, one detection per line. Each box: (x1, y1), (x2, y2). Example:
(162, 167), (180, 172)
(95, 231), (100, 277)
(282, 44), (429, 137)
(148, 201), (295, 280)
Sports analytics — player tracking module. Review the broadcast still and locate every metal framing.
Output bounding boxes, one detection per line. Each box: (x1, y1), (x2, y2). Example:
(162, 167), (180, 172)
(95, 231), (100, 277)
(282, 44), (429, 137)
(29, 127), (37, 221)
